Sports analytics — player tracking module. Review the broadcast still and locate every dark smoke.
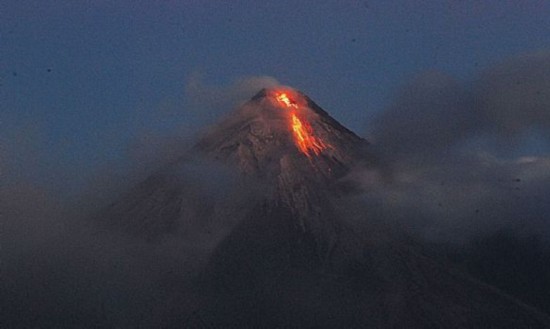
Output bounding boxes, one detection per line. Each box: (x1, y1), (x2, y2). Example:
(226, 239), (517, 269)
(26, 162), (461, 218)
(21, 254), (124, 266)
(356, 51), (550, 314)
(0, 164), (238, 327)
(0, 76), (277, 327)
(479, 52), (550, 137)
(371, 51), (550, 161)
(361, 51), (550, 242)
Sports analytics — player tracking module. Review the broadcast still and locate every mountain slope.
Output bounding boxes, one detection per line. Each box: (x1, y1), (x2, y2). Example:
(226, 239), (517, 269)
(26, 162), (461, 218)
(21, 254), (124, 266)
(196, 204), (550, 328)
(99, 87), (550, 328)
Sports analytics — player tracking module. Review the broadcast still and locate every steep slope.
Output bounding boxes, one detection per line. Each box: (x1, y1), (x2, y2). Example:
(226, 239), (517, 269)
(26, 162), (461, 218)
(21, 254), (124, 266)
(194, 88), (370, 247)
(196, 205), (550, 328)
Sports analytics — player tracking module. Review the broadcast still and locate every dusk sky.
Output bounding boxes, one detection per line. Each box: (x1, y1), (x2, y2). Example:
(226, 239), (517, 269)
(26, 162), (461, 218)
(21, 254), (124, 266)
(2, 0), (549, 194)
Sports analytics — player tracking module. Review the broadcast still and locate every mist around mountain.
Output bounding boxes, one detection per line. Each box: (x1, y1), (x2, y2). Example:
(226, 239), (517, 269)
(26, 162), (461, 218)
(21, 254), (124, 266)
(2, 53), (550, 328)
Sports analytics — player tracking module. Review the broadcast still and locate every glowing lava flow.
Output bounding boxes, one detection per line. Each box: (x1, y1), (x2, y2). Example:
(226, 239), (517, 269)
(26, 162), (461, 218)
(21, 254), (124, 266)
(276, 93), (298, 109)
(274, 91), (328, 157)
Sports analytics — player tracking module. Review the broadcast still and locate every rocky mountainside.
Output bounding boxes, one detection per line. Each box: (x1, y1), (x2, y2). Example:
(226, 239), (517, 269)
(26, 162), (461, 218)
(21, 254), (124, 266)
(194, 88), (371, 246)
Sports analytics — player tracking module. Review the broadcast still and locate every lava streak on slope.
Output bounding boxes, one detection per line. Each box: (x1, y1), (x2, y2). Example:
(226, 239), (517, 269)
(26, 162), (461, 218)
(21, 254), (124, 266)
(276, 92), (298, 109)
(273, 91), (328, 157)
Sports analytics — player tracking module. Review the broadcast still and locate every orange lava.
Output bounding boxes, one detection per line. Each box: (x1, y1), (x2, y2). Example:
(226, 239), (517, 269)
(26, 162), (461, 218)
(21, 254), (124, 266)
(276, 92), (298, 109)
(274, 90), (328, 157)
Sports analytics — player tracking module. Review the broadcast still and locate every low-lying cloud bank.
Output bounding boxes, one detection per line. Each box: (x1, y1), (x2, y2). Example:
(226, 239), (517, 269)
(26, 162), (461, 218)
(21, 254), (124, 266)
(0, 75), (279, 327)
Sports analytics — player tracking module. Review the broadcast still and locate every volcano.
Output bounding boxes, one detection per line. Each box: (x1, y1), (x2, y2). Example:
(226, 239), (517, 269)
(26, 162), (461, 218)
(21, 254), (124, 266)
(103, 88), (370, 243)
(100, 88), (550, 328)
(194, 88), (371, 248)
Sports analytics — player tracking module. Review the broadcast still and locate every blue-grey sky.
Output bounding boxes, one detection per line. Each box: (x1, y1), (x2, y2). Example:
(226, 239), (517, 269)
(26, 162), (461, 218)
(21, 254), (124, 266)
(2, 0), (549, 193)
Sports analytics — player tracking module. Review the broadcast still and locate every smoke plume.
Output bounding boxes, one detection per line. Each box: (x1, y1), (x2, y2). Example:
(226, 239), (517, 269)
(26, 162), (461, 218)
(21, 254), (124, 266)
(359, 51), (550, 242)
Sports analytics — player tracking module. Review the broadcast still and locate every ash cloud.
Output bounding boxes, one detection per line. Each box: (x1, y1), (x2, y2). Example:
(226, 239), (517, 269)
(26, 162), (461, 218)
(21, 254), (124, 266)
(359, 51), (550, 243)
(348, 52), (550, 313)
(0, 76), (278, 327)
(480, 52), (550, 137)
(370, 51), (550, 162)
(0, 159), (240, 327)
(1, 161), (262, 327)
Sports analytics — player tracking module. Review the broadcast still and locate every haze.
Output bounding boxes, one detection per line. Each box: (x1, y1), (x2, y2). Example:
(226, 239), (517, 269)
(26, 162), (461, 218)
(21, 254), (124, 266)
(1, 1), (550, 327)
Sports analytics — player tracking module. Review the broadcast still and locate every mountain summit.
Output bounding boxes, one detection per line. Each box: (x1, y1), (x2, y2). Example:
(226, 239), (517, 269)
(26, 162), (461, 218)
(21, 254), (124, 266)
(195, 88), (369, 238)
(196, 88), (367, 172)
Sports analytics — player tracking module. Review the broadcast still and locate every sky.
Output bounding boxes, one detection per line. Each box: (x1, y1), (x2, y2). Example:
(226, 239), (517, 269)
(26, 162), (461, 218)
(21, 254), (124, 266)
(1, 0), (550, 195)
